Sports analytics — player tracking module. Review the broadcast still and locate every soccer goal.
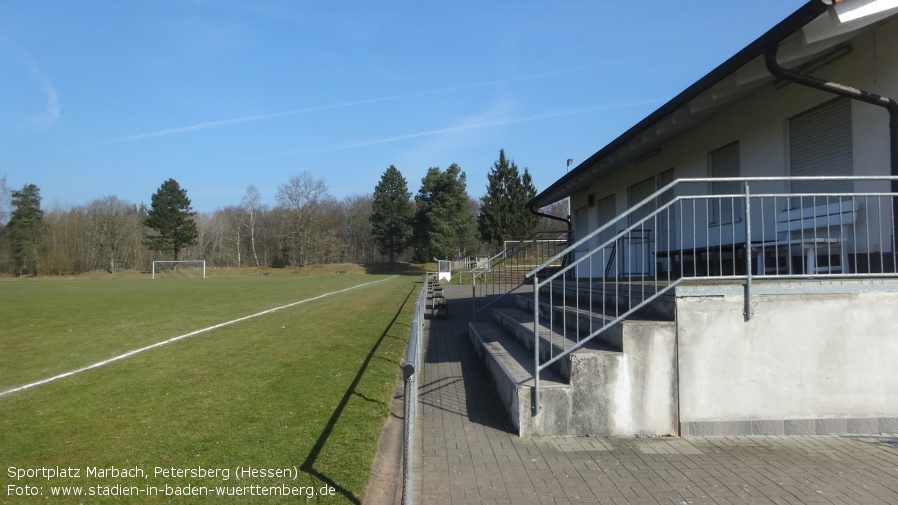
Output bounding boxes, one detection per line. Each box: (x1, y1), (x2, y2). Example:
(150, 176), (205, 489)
(151, 260), (206, 279)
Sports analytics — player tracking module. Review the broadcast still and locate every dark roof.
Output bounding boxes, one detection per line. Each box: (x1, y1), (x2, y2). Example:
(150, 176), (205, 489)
(530, 0), (833, 209)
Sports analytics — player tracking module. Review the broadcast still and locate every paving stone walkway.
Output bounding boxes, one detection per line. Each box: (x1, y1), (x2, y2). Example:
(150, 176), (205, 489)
(412, 285), (898, 504)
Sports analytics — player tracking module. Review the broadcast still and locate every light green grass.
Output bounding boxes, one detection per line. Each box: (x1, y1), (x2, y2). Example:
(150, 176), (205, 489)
(0, 274), (390, 389)
(0, 272), (420, 504)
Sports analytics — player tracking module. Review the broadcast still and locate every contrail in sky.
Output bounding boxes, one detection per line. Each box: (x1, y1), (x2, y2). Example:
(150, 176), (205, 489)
(301, 99), (664, 154)
(7, 42), (61, 131)
(84, 67), (589, 148)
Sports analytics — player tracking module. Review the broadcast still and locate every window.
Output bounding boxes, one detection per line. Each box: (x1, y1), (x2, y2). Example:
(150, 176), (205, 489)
(627, 169), (676, 249)
(789, 98), (852, 195)
(596, 194), (617, 246)
(628, 176), (656, 226)
(656, 169), (675, 250)
(628, 171), (675, 222)
(709, 141), (741, 224)
(574, 205), (590, 252)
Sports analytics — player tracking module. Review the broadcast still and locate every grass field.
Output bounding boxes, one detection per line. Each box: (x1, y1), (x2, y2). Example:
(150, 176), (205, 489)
(0, 268), (421, 504)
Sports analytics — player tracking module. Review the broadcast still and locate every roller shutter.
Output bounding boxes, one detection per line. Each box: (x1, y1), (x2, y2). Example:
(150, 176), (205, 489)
(789, 98), (853, 195)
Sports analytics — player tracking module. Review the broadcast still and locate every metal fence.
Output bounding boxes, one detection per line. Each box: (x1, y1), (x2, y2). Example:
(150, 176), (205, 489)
(400, 274), (428, 505)
(522, 176), (898, 414)
(471, 230), (571, 319)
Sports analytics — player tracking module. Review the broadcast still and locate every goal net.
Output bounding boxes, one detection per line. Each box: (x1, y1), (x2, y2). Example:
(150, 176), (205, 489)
(151, 260), (206, 279)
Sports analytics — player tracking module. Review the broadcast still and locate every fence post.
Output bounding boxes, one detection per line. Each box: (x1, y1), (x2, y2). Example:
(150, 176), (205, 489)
(744, 181), (753, 321)
(471, 271), (476, 318)
(401, 362), (414, 505)
(532, 273), (541, 415)
(400, 278), (427, 505)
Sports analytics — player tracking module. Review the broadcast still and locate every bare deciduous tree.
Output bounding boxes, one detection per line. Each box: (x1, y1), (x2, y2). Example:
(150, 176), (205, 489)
(87, 196), (141, 273)
(0, 175), (9, 226)
(242, 185), (263, 267)
(275, 172), (329, 267)
(219, 205), (247, 267)
(343, 194), (375, 263)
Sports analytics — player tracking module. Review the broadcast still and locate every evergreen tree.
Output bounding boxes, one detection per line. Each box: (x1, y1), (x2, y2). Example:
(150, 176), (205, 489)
(370, 165), (413, 263)
(477, 149), (539, 250)
(143, 178), (199, 261)
(6, 183), (46, 276)
(413, 164), (476, 262)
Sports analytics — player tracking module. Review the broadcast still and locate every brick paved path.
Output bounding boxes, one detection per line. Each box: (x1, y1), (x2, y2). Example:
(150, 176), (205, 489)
(413, 285), (898, 504)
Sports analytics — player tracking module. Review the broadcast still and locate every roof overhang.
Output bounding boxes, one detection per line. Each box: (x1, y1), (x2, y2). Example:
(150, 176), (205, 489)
(530, 0), (898, 210)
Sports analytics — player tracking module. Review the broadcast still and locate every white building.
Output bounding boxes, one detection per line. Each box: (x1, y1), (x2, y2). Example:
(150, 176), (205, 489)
(530, 0), (898, 280)
(471, 0), (898, 437)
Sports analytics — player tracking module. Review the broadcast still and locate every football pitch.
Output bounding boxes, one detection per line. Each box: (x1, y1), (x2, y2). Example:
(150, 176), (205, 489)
(0, 271), (419, 503)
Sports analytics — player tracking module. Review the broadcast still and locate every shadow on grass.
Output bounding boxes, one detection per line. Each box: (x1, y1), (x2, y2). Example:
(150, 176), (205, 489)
(300, 284), (415, 504)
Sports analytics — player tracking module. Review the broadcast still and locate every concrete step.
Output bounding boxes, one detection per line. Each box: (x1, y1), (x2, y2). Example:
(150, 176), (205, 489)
(467, 321), (572, 437)
(542, 281), (676, 321)
(485, 266), (564, 286)
(488, 269), (531, 285)
(515, 294), (625, 353)
(471, 302), (680, 437)
(492, 305), (615, 382)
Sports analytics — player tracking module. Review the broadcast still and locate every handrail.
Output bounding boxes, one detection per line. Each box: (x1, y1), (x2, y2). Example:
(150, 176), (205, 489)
(471, 229), (567, 277)
(527, 176), (898, 415)
(400, 274), (428, 505)
(471, 229), (571, 319)
(527, 175), (898, 278)
(602, 240), (617, 279)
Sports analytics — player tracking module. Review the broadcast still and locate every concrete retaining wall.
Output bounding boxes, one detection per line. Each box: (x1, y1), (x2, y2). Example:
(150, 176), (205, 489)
(676, 281), (898, 435)
(570, 320), (678, 436)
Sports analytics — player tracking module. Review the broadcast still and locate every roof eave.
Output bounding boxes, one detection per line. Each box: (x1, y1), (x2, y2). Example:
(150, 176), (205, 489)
(529, 0), (832, 210)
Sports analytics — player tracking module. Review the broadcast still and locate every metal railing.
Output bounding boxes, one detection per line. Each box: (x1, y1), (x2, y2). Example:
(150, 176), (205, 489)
(400, 274), (428, 505)
(527, 176), (898, 414)
(471, 230), (571, 319)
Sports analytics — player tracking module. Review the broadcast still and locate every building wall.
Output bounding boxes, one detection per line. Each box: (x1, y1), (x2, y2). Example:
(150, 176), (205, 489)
(571, 17), (898, 277)
(675, 281), (898, 435)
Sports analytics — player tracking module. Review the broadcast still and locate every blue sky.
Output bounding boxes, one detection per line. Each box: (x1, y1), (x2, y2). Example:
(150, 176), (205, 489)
(0, 1), (807, 213)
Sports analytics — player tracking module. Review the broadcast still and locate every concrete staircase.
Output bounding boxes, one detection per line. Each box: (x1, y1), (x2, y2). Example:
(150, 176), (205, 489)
(487, 268), (531, 285)
(468, 284), (679, 437)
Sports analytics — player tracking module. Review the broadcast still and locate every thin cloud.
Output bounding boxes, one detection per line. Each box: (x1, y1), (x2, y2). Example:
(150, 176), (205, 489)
(25, 76), (59, 131)
(83, 67), (590, 148)
(11, 45), (61, 131)
(304, 99), (664, 154)
(84, 109), (314, 147)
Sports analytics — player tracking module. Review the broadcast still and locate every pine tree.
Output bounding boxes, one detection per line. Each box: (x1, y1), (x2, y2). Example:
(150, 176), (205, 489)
(6, 183), (46, 276)
(370, 165), (413, 263)
(143, 178), (199, 261)
(477, 149), (539, 250)
(413, 164), (476, 262)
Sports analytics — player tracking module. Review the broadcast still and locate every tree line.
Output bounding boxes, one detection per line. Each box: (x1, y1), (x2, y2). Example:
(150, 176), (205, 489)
(0, 150), (567, 276)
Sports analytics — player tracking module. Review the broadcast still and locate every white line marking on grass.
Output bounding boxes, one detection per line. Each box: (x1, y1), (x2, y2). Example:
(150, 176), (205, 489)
(0, 276), (396, 398)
